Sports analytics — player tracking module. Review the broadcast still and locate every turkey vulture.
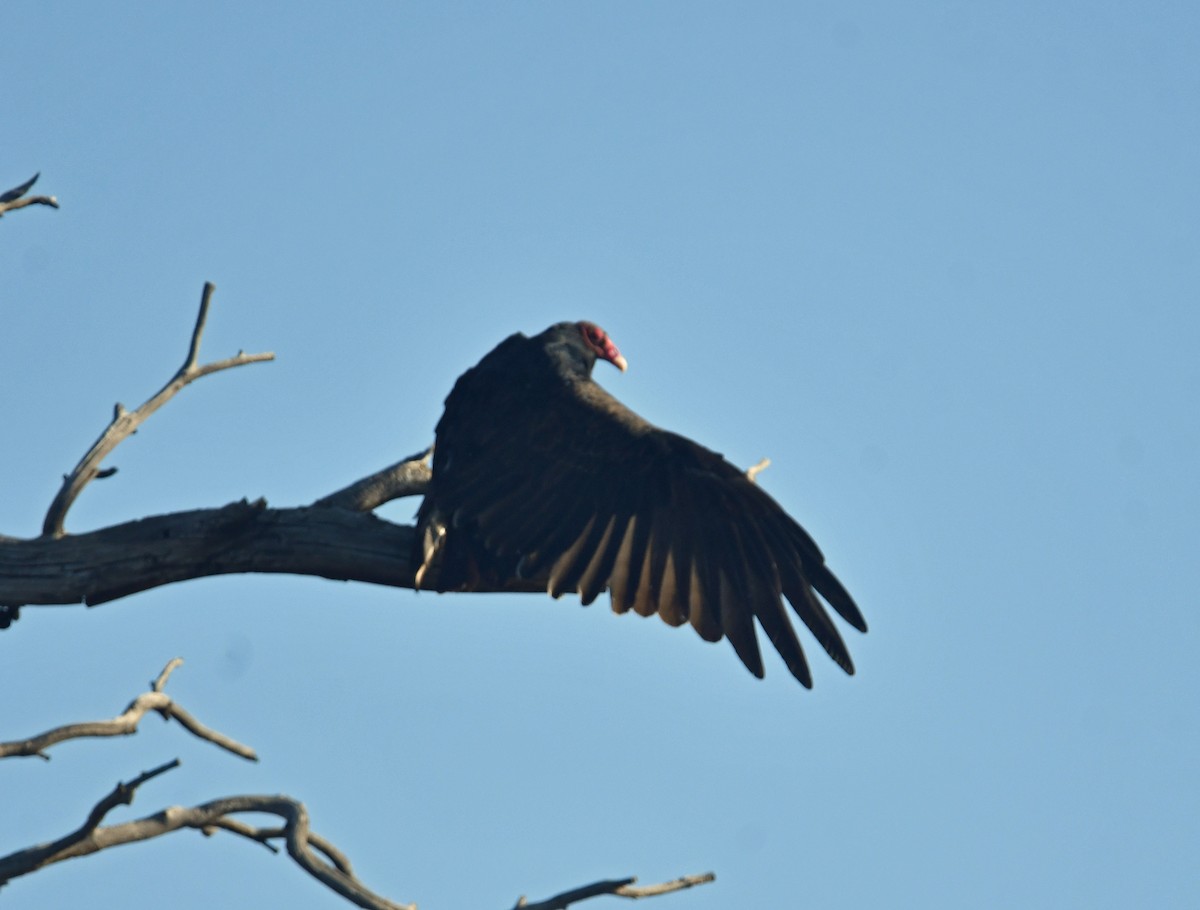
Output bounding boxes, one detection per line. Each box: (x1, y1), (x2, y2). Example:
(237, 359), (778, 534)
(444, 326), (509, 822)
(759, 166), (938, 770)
(415, 321), (866, 687)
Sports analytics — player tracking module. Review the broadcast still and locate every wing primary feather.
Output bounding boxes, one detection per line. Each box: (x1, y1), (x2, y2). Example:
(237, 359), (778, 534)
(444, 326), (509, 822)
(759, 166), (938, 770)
(631, 519), (665, 618)
(689, 536), (721, 648)
(576, 513), (624, 605)
(606, 515), (637, 610)
(687, 559), (712, 646)
(731, 511), (815, 685)
(717, 563), (771, 681)
(610, 511), (650, 614)
(718, 520), (772, 677)
(802, 553), (868, 632)
(547, 514), (605, 598)
(657, 547), (684, 626)
(763, 518), (856, 675)
(774, 514), (866, 632)
(658, 476), (698, 629)
(783, 571), (856, 675)
(677, 495), (720, 639)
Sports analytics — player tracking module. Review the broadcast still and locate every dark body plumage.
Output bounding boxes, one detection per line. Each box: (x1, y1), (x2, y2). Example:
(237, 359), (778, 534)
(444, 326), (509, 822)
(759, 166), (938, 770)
(415, 321), (866, 687)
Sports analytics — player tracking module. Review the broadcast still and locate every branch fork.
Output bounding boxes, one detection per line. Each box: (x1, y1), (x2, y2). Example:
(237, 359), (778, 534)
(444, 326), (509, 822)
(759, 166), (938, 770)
(0, 658), (256, 761)
(0, 660), (714, 909)
(41, 282), (274, 539)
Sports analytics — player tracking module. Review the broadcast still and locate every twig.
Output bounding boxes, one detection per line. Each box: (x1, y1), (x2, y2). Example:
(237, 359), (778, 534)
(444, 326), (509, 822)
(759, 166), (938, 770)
(615, 875), (716, 898)
(746, 457), (771, 483)
(75, 760), (182, 843)
(0, 760), (181, 883)
(514, 873), (716, 910)
(0, 793), (415, 910)
(198, 817), (354, 875)
(41, 282), (274, 538)
(152, 657), (185, 691)
(0, 659), (257, 761)
(0, 172), (58, 218)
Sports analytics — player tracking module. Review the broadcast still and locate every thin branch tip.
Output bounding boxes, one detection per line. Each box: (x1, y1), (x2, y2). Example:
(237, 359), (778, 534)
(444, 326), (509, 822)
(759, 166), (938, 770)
(747, 457), (771, 483)
(152, 658), (185, 691)
(0, 173), (59, 216)
(515, 871), (714, 909)
(185, 283), (217, 370)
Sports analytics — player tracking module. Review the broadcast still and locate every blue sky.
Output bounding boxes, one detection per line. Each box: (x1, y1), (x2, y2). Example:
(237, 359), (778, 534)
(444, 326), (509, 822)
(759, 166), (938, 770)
(2, 3), (1198, 908)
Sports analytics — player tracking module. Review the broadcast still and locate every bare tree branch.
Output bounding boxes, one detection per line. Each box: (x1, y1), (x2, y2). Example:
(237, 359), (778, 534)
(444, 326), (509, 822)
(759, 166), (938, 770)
(0, 662), (407, 907)
(315, 449), (433, 512)
(0, 280), (460, 620)
(0, 662), (408, 907)
(514, 873), (717, 910)
(615, 875), (717, 899)
(0, 660), (715, 908)
(0, 494), (483, 610)
(2, 782), (712, 910)
(0, 759), (182, 882)
(0, 787), (417, 910)
(152, 656), (185, 691)
(41, 282), (274, 539)
(0, 449), (562, 613)
(0, 659), (257, 761)
(0, 172), (58, 217)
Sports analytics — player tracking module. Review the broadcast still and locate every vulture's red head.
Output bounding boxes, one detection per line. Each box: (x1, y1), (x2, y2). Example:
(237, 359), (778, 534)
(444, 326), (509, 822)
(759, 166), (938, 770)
(577, 321), (628, 372)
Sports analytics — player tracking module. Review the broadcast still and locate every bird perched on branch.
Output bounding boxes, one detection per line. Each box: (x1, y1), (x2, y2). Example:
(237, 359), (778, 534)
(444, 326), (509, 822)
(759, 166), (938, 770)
(415, 321), (866, 687)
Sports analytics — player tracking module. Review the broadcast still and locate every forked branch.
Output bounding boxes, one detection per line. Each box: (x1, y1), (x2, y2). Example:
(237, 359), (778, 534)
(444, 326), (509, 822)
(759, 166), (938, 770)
(0, 658), (256, 761)
(0, 662), (712, 909)
(1, 780), (712, 910)
(0, 783), (415, 910)
(41, 282), (274, 538)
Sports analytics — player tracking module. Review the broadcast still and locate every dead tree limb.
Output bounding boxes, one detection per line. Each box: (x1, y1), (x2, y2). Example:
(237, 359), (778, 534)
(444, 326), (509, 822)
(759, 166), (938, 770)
(0, 283), (538, 626)
(1, 781), (713, 910)
(0, 658), (257, 761)
(0, 662), (711, 909)
(0, 661), (408, 907)
(0, 497), (436, 611)
(514, 873), (716, 910)
(0, 760), (181, 881)
(41, 281), (274, 539)
(0, 172), (58, 218)
(0, 785), (416, 910)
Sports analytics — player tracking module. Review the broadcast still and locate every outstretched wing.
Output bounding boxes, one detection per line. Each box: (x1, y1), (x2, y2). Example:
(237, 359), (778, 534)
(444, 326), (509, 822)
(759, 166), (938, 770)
(420, 343), (866, 687)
